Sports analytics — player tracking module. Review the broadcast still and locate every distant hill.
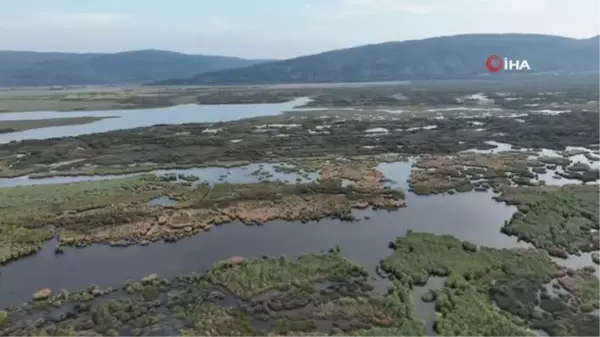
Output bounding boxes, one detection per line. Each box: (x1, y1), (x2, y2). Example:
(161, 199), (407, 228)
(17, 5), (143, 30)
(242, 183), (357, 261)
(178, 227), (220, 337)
(153, 34), (600, 85)
(0, 50), (271, 87)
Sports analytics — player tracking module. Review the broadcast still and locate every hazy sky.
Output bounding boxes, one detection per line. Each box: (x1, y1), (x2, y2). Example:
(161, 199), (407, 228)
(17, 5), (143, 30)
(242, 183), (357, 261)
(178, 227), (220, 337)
(1, 0), (598, 59)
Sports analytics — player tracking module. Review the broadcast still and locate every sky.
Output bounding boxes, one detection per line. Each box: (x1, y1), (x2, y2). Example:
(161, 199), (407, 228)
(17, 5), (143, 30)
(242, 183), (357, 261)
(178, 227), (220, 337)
(0, 0), (598, 59)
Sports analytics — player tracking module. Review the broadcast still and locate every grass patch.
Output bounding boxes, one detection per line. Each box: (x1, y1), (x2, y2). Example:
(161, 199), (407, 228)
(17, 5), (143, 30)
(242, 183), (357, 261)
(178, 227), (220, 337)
(495, 184), (599, 257)
(0, 175), (176, 262)
(1, 253), (424, 336)
(0, 117), (113, 133)
(380, 231), (599, 336)
(0, 175), (171, 227)
(0, 169), (404, 262)
(208, 253), (369, 299)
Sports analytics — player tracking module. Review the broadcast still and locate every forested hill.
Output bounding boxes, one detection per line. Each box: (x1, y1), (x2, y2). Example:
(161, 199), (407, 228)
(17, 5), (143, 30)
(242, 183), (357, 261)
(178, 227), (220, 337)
(153, 34), (600, 85)
(0, 50), (271, 87)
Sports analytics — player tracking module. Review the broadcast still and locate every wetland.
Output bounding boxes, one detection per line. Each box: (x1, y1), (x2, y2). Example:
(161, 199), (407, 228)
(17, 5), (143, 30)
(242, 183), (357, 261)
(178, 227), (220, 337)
(0, 80), (598, 336)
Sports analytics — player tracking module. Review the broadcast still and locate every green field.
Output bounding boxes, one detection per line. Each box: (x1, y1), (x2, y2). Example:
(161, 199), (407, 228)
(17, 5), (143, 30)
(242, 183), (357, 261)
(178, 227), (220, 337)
(0, 116), (112, 133)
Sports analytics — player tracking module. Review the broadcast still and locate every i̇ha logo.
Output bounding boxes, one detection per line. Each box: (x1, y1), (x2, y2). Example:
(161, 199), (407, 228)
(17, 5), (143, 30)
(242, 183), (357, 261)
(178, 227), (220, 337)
(485, 55), (531, 73)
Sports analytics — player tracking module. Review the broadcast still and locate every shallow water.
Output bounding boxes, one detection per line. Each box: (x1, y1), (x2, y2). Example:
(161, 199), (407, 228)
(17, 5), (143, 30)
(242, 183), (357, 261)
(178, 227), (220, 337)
(461, 141), (599, 186)
(0, 187), (522, 308)
(531, 330), (550, 337)
(0, 163), (318, 188)
(0, 98), (310, 143)
(376, 159), (414, 190)
(552, 252), (600, 273)
(0, 173), (139, 188)
(0, 159), (546, 311)
(153, 163), (319, 186)
(148, 196), (179, 207)
(0, 156), (594, 335)
(412, 277), (446, 336)
(461, 141), (516, 154)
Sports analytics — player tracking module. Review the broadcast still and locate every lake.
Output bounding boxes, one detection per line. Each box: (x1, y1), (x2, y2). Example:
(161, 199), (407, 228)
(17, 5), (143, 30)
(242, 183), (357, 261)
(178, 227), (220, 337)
(0, 97), (310, 143)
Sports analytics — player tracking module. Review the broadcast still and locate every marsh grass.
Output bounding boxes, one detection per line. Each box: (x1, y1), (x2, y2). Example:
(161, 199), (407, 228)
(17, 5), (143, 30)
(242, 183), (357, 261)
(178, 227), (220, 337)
(208, 253), (369, 299)
(0, 117), (112, 133)
(0, 176), (172, 226)
(1, 105), (597, 178)
(0, 176), (178, 262)
(0, 167), (403, 263)
(496, 184), (599, 256)
(0, 253), (424, 336)
(380, 231), (598, 336)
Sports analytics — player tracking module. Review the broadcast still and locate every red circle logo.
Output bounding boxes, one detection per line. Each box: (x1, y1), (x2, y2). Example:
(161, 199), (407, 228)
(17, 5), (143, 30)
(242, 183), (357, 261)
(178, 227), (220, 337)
(485, 55), (503, 73)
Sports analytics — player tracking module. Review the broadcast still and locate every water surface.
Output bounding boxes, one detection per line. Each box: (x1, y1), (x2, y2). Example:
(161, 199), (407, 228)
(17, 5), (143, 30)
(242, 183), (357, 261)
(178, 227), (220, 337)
(0, 160), (589, 337)
(0, 163), (318, 188)
(0, 189), (520, 308)
(0, 98), (310, 143)
(412, 277), (446, 336)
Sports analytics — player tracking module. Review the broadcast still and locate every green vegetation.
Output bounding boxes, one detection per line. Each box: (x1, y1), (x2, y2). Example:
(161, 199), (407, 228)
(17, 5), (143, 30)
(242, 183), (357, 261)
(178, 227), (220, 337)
(0, 50), (268, 87)
(538, 156), (572, 166)
(208, 253), (369, 299)
(0, 117), (112, 133)
(154, 34), (599, 85)
(0, 176), (169, 227)
(0, 225), (53, 265)
(558, 165), (600, 183)
(434, 286), (532, 336)
(380, 232), (555, 288)
(0, 175), (173, 263)
(0, 168), (404, 263)
(1, 105), (597, 179)
(0, 81), (598, 337)
(408, 152), (564, 195)
(0, 253), (425, 336)
(380, 231), (600, 336)
(495, 185), (599, 257)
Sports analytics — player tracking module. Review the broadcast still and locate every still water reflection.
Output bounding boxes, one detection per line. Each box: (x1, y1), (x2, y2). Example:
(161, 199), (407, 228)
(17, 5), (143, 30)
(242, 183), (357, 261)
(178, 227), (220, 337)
(0, 98), (310, 142)
(0, 189), (520, 308)
(0, 163), (318, 188)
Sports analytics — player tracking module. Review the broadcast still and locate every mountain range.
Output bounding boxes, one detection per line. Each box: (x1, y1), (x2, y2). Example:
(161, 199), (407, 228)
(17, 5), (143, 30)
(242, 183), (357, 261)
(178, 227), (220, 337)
(155, 34), (600, 85)
(1, 34), (598, 87)
(0, 50), (270, 87)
